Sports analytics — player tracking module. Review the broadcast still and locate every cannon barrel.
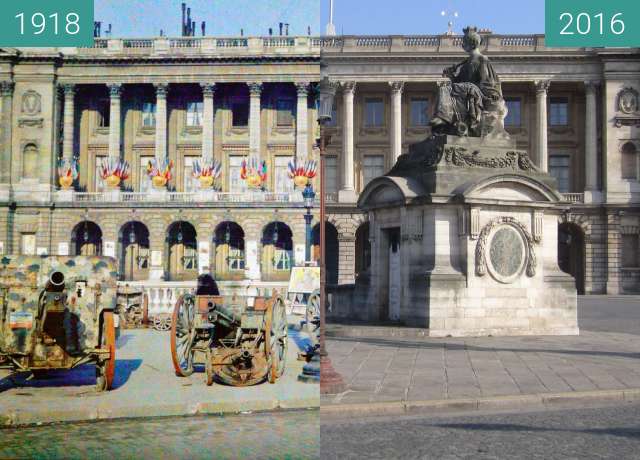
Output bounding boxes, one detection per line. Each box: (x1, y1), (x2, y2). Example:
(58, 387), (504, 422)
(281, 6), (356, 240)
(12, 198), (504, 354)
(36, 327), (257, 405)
(207, 301), (241, 326)
(46, 271), (65, 292)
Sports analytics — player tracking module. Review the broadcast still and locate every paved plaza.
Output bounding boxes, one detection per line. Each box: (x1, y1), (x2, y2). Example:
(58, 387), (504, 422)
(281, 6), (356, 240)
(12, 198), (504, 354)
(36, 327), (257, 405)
(322, 297), (640, 413)
(0, 320), (319, 426)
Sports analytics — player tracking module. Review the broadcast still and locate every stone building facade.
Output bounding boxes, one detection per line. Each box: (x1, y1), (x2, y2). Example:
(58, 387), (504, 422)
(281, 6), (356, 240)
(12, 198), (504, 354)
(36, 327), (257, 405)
(322, 33), (640, 296)
(0, 36), (321, 305)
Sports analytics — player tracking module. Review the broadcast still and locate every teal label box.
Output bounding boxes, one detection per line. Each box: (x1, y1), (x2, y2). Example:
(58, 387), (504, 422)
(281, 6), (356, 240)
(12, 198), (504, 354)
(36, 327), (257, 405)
(546, 0), (640, 47)
(0, 0), (94, 47)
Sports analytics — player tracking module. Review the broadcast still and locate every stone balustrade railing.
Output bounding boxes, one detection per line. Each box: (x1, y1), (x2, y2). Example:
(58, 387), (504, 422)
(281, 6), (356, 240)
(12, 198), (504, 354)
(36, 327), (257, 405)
(562, 193), (585, 204)
(70, 36), (319, 56)
(319, 34), (576, 53)
(118, 279), (290, 317)
(58, 190), (317, 204)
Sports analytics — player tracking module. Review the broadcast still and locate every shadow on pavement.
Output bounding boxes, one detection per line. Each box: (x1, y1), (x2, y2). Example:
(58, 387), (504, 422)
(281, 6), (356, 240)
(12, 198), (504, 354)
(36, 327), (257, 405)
(0, 359), (142, 392)
(433, 423), (640, 440)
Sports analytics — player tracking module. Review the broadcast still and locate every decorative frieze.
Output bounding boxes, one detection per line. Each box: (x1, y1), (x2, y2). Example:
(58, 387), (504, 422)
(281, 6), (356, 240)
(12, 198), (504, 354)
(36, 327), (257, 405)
(533, 210), (543, 242)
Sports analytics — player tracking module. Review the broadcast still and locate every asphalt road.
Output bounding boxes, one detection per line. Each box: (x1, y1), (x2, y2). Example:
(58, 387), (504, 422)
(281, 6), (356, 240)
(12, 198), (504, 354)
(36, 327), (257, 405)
(0, 410), (319, 460)
(321, 403), (640, 460)
(579, 296), (640, 335)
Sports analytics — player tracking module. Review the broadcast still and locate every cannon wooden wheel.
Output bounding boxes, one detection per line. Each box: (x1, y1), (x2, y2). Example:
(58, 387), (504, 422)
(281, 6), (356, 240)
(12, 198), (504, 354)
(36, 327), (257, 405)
(305, 290), (320, 334)
(269, 296), (288, 384)
(96, 311), (116, 392)
(170, 294), (196, 377)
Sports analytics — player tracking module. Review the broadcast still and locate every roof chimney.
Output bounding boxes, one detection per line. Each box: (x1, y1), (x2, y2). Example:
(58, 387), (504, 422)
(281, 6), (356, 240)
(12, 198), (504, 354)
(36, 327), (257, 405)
(269, 28), (273, 36)
(181, 3), (186, 36)
(307, 25), (311, 36)
(285, 23), (289, 36)
(201, 21), (206, 36)
(240, 28), (244, 36)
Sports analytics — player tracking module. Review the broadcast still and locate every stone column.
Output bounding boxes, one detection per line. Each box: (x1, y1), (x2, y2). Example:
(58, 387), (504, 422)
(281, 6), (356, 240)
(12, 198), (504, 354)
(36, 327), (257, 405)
(154, 83), (168, 163)
(248, 82), (262, 160)
(201, 83), (215, 161)
(390, 81), (404, 165)
(61, 84), (76, 162)
(0, 81), (15, 186)
(295, 82), (309, 161)
(535, 80), (550, 172)
(584, 80), (600, 202)
(339, 81), (357, 203)
(107, 84), (122, 159)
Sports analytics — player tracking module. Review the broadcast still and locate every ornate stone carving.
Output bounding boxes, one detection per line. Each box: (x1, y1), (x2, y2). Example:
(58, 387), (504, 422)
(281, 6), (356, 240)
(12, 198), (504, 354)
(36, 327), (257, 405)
(533, 210), (543, 243)
(295, 82), (309, 96)
(108, 84), (123, 97)
(18, 119), (44, 128)
(341, 81), (356, 94)
(247, 82), (263, 96)
(21, 90), (41, 115)
(0, 81), (15, 97)
(470, 208), (480, 239)
(444, 146), (539, 171)
(389, 81), (404, 93)
(61, 84), (76, 97)
(153, 83), (167, 98)
(476, 216), (536, 279)
(200, 83), (216, 97)
(618, 87), (638, 114)
(535, 79), (551, 94)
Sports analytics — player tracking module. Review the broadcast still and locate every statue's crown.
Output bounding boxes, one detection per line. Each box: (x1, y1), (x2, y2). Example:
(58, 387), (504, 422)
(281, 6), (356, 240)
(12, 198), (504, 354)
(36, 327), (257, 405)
(463, 26), (478, 36)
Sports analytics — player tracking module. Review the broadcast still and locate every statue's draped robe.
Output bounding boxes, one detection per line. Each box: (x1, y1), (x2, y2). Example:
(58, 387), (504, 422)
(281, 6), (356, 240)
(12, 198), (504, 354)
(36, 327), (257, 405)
(435, 54), (503, 133)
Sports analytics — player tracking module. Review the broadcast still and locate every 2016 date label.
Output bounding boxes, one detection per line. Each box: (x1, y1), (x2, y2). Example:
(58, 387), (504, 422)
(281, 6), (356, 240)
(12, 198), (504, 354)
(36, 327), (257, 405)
(546, 0), (639, 47)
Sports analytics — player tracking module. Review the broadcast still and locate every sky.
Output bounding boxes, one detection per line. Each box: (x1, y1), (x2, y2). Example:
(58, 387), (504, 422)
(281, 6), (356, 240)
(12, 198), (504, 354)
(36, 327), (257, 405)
(321, 0), (545, 36)
(95, 0), (321, 37)
(94, 0), (544, 38)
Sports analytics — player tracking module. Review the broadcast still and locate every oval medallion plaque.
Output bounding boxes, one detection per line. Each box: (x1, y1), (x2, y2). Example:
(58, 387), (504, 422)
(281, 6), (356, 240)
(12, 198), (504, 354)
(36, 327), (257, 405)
(487, 226), (525, 283)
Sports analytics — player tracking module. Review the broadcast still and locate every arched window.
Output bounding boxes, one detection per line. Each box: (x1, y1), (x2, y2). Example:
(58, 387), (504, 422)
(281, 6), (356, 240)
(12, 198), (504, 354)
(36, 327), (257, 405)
(22, 144), (39, 179)
(214, 221), (245, 280)
(261, 221), (293, 281)
(119, 221), (150, 281)
(71, 221), (103, 256)
(166, 221), (197, 281)
(621, 142), (638, 180)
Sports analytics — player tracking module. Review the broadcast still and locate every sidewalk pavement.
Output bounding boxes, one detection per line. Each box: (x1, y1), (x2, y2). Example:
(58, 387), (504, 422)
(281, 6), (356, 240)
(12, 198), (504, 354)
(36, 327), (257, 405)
(0, 321), (319, 427)
(321, 325), (640, 416)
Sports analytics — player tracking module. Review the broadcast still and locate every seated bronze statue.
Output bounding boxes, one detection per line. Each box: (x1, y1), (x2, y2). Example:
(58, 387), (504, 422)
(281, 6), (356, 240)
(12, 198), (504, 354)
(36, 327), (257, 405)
(430, 26), (507, 138)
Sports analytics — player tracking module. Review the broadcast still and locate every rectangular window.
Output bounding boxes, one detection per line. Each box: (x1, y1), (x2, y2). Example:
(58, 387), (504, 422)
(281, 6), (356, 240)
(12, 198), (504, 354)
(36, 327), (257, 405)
(622, 235), (639, 268)
(142, 102), (156, 127)
(549, 155), (571, 193)
(182, 246), (197, 270)
(97, 99), (110, 128)
(276, 99), (294, 127)
(549, 97), (569, 126)
(504, 97), (521, 126)
(186, 101), (203, 127)
(275, 156), (294, 193)
(410, 98), (429, 127)
(274, 249), (292, 271)
(139, 157), (152, 193)
(232, 98), (249, 127)
(363, 155), (385, 187)
(365, 98), (384, 127)
(183, 157), (198, 192)
(229, 156), (248, 192)
(21, 233), (36, 255)
(324, 156), (338, 194)
(228, 248), (245, 270)
(95, 156), (106, 192)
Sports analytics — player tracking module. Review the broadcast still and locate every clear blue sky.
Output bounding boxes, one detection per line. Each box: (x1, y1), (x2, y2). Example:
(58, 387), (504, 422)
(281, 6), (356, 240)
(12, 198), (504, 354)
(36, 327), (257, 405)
(321, 0), (545, 35)
(95, 0), (320, 37)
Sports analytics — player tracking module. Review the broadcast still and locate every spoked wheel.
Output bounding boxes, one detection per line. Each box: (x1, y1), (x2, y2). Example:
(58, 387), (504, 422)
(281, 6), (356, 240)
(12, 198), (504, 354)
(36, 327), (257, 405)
(170, 294), (196, 377)
(205, 349), (214, 386)
(305, 290), (320, 334)
(96, 311), (116, 392)
(268, 296), (288, 384)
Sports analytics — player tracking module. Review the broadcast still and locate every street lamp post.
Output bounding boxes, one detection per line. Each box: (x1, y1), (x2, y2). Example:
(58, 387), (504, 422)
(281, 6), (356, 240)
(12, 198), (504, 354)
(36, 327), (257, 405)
(302, 183), (316, 263)
(317, 76), (345, 394)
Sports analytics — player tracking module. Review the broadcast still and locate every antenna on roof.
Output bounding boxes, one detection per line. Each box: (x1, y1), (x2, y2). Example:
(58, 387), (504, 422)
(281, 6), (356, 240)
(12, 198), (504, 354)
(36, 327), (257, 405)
(326, 0), (336, 36)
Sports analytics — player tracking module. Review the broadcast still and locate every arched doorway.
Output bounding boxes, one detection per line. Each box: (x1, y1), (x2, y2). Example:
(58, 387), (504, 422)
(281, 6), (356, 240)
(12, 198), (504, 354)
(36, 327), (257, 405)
(214, 221), (245, 280)
(71, 221), (103, 255)
(166, 221), (197, 281)
(325, 222), (339, 285)
(312, 223), (320, 266)
(261, 221), (293, 281)
(119, 221), (150, 281)
(558, 223), (585, 294)
(355, 222), (371, 278)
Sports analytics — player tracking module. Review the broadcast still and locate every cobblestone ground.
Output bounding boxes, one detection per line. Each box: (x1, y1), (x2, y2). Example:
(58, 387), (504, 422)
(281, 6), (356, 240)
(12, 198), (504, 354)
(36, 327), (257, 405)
(0, 410), (319, 459)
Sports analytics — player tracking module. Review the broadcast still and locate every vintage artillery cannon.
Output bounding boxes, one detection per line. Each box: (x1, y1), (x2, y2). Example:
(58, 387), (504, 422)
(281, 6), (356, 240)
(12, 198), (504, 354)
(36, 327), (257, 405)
(0, 256), (118, 391)
(170, 275), (288, 386)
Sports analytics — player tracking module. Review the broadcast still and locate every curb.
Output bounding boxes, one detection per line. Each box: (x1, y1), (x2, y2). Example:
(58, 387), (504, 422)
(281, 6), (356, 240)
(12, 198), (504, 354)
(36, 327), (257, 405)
(320, 388), (640, 418)
(0, 397), (320, 428)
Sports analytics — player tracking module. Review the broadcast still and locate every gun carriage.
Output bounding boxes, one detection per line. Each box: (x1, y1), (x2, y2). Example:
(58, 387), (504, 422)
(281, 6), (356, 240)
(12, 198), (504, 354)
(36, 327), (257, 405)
(0, 256), (118, 391)
(170, 276), (288, 386)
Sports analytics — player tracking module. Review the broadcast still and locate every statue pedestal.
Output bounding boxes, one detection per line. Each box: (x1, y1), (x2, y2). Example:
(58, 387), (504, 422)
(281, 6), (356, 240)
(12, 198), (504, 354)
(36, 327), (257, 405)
(341, 134), (578, 337)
